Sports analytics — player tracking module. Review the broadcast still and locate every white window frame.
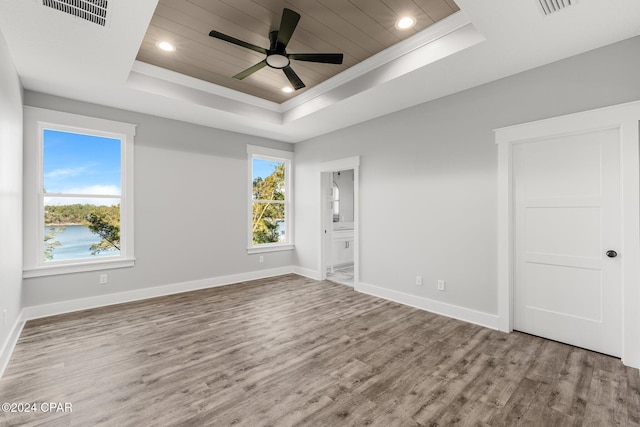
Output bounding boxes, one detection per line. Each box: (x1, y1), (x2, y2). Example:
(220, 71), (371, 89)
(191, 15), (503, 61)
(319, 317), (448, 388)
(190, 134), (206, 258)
(247, 145), (294, 254)
(23, 107), (136, 277)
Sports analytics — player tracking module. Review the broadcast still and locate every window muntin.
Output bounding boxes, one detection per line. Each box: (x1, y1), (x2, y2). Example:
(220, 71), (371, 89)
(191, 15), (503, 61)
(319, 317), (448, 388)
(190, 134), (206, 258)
(247, 146), (293, 252)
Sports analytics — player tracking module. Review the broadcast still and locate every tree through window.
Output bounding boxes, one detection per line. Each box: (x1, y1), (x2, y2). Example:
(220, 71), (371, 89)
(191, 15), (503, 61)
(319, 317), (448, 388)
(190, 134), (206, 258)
(247, 146), (293, 252)
(252, 159), (285, 244)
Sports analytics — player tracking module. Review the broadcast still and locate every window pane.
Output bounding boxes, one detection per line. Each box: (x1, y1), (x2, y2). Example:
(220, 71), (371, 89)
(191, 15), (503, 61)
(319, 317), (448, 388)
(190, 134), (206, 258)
(44, 197), (121, 261)
(252, 201), (285, 244)
(252, 158), (285, 201)
(43, 129), (121, 195)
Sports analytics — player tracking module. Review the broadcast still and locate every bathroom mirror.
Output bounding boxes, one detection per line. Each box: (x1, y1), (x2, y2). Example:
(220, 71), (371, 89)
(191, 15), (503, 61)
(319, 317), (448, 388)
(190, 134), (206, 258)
(332, 170), (354, 223)
(332, 181), (340, 222)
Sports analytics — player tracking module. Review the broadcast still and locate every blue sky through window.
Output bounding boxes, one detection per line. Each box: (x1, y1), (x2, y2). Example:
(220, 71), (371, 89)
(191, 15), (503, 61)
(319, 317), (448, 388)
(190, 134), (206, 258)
(43, 129), (121, 195)
(253, 158), (283, 181)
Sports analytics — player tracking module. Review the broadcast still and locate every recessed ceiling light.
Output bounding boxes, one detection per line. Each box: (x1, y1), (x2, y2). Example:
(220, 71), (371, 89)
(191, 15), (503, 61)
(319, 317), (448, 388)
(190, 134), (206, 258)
(395, 16), (416, 30)
(282, 87), (294, 93)
(157, 41), (176, 52)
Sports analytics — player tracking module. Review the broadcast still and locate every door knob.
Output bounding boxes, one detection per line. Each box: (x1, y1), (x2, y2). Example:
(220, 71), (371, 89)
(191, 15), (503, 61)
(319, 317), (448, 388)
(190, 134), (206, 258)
(606, 250), (618, 258)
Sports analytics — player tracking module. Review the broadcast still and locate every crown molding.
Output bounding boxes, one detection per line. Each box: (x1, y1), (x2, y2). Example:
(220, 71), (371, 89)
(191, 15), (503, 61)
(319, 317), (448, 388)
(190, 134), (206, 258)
(130, 61), (281, 112)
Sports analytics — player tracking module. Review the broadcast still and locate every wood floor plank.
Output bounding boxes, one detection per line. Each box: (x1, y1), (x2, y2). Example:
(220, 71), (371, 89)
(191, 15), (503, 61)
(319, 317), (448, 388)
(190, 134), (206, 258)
(548, 348), (592, 421)
(583, 368), (627, 426)
(628, 366), (640, 426)
(476, 333), (541, 409)
(0, 274), (638, 426)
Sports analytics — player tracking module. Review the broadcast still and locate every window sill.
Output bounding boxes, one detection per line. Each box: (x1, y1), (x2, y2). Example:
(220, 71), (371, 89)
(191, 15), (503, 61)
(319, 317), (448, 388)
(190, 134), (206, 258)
(247, 244), (294, 255)
(23, 258), (135, 278)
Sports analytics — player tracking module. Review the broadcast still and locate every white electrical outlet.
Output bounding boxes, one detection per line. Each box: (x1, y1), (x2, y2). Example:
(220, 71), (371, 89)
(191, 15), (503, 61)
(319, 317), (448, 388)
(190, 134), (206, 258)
(416, 276), (423, 286)
(259, 255), (264, 263)
(437, 280), (445, 291)
(99, 274), (108, 284)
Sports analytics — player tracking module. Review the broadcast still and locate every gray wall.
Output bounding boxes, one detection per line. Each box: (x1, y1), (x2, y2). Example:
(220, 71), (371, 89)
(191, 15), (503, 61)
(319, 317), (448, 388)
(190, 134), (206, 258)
(294, 36), (640, 316)
(0, 30), (23, 350)
(22, 92), (294, 307)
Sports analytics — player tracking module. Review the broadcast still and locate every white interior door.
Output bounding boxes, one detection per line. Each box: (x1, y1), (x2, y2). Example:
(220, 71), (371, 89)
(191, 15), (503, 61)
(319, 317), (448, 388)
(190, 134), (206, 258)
(513, 128), (622, 356)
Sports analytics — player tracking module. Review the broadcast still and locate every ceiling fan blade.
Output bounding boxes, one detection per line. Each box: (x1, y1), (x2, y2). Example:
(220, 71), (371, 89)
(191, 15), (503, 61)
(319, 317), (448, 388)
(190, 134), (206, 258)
(233, 60), (268, 80)
(268, 31), (278, 51)
(276, 8), (300, 50)
(289, 53), (344, 64)
(282, 65), (305, 90)
(209, 30), (267, 55)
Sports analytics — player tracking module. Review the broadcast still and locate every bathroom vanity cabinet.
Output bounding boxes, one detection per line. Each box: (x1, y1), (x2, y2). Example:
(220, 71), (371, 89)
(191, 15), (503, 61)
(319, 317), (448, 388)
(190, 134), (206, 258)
(331, 229), (354, 266)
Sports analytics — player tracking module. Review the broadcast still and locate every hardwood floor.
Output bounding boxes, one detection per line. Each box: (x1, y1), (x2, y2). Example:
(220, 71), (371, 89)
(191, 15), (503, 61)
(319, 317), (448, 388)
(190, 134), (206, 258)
(1, 274), (638, 426)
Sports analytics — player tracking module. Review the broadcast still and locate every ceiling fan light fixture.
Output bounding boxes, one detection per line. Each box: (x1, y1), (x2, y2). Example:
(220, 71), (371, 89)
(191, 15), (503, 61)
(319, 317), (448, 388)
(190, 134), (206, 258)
(266, 54), (290, 69)
(208, 8), (342, 89)
(157, 41), (175, 52)
(395, 16), (416, 30)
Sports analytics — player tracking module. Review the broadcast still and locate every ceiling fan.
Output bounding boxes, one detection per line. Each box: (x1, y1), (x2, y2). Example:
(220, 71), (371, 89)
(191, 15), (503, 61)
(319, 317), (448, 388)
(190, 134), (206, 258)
(208, 8), (344, 91)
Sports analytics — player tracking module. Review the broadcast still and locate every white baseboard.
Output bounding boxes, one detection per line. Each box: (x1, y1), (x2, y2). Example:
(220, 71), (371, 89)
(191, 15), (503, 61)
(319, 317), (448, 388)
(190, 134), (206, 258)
(0, 312), (25, 379)
(355, 281), (500, 330)
(21, 266), (295, 321)
(292, 266), (321, 280)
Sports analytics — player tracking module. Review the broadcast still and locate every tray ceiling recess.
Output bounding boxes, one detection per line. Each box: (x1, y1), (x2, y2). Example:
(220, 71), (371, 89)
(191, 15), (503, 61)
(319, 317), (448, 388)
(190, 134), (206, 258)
(135, 0), (460, 103)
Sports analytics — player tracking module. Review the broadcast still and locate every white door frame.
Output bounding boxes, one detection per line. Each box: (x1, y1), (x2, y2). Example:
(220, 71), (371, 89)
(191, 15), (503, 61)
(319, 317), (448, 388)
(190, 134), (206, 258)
(496, 101), (640, 368)
(319, 156), (360, 286)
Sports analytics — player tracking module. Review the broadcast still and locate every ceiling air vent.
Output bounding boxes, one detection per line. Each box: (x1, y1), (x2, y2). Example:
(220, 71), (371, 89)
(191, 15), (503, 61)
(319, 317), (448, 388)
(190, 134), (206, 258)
(42, 0), (110, 27)
(537, 0), (573, 15)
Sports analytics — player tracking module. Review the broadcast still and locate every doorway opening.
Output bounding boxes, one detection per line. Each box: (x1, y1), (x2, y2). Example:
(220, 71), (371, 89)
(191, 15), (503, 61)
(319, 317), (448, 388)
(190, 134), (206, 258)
(319, 157), (360, 288)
